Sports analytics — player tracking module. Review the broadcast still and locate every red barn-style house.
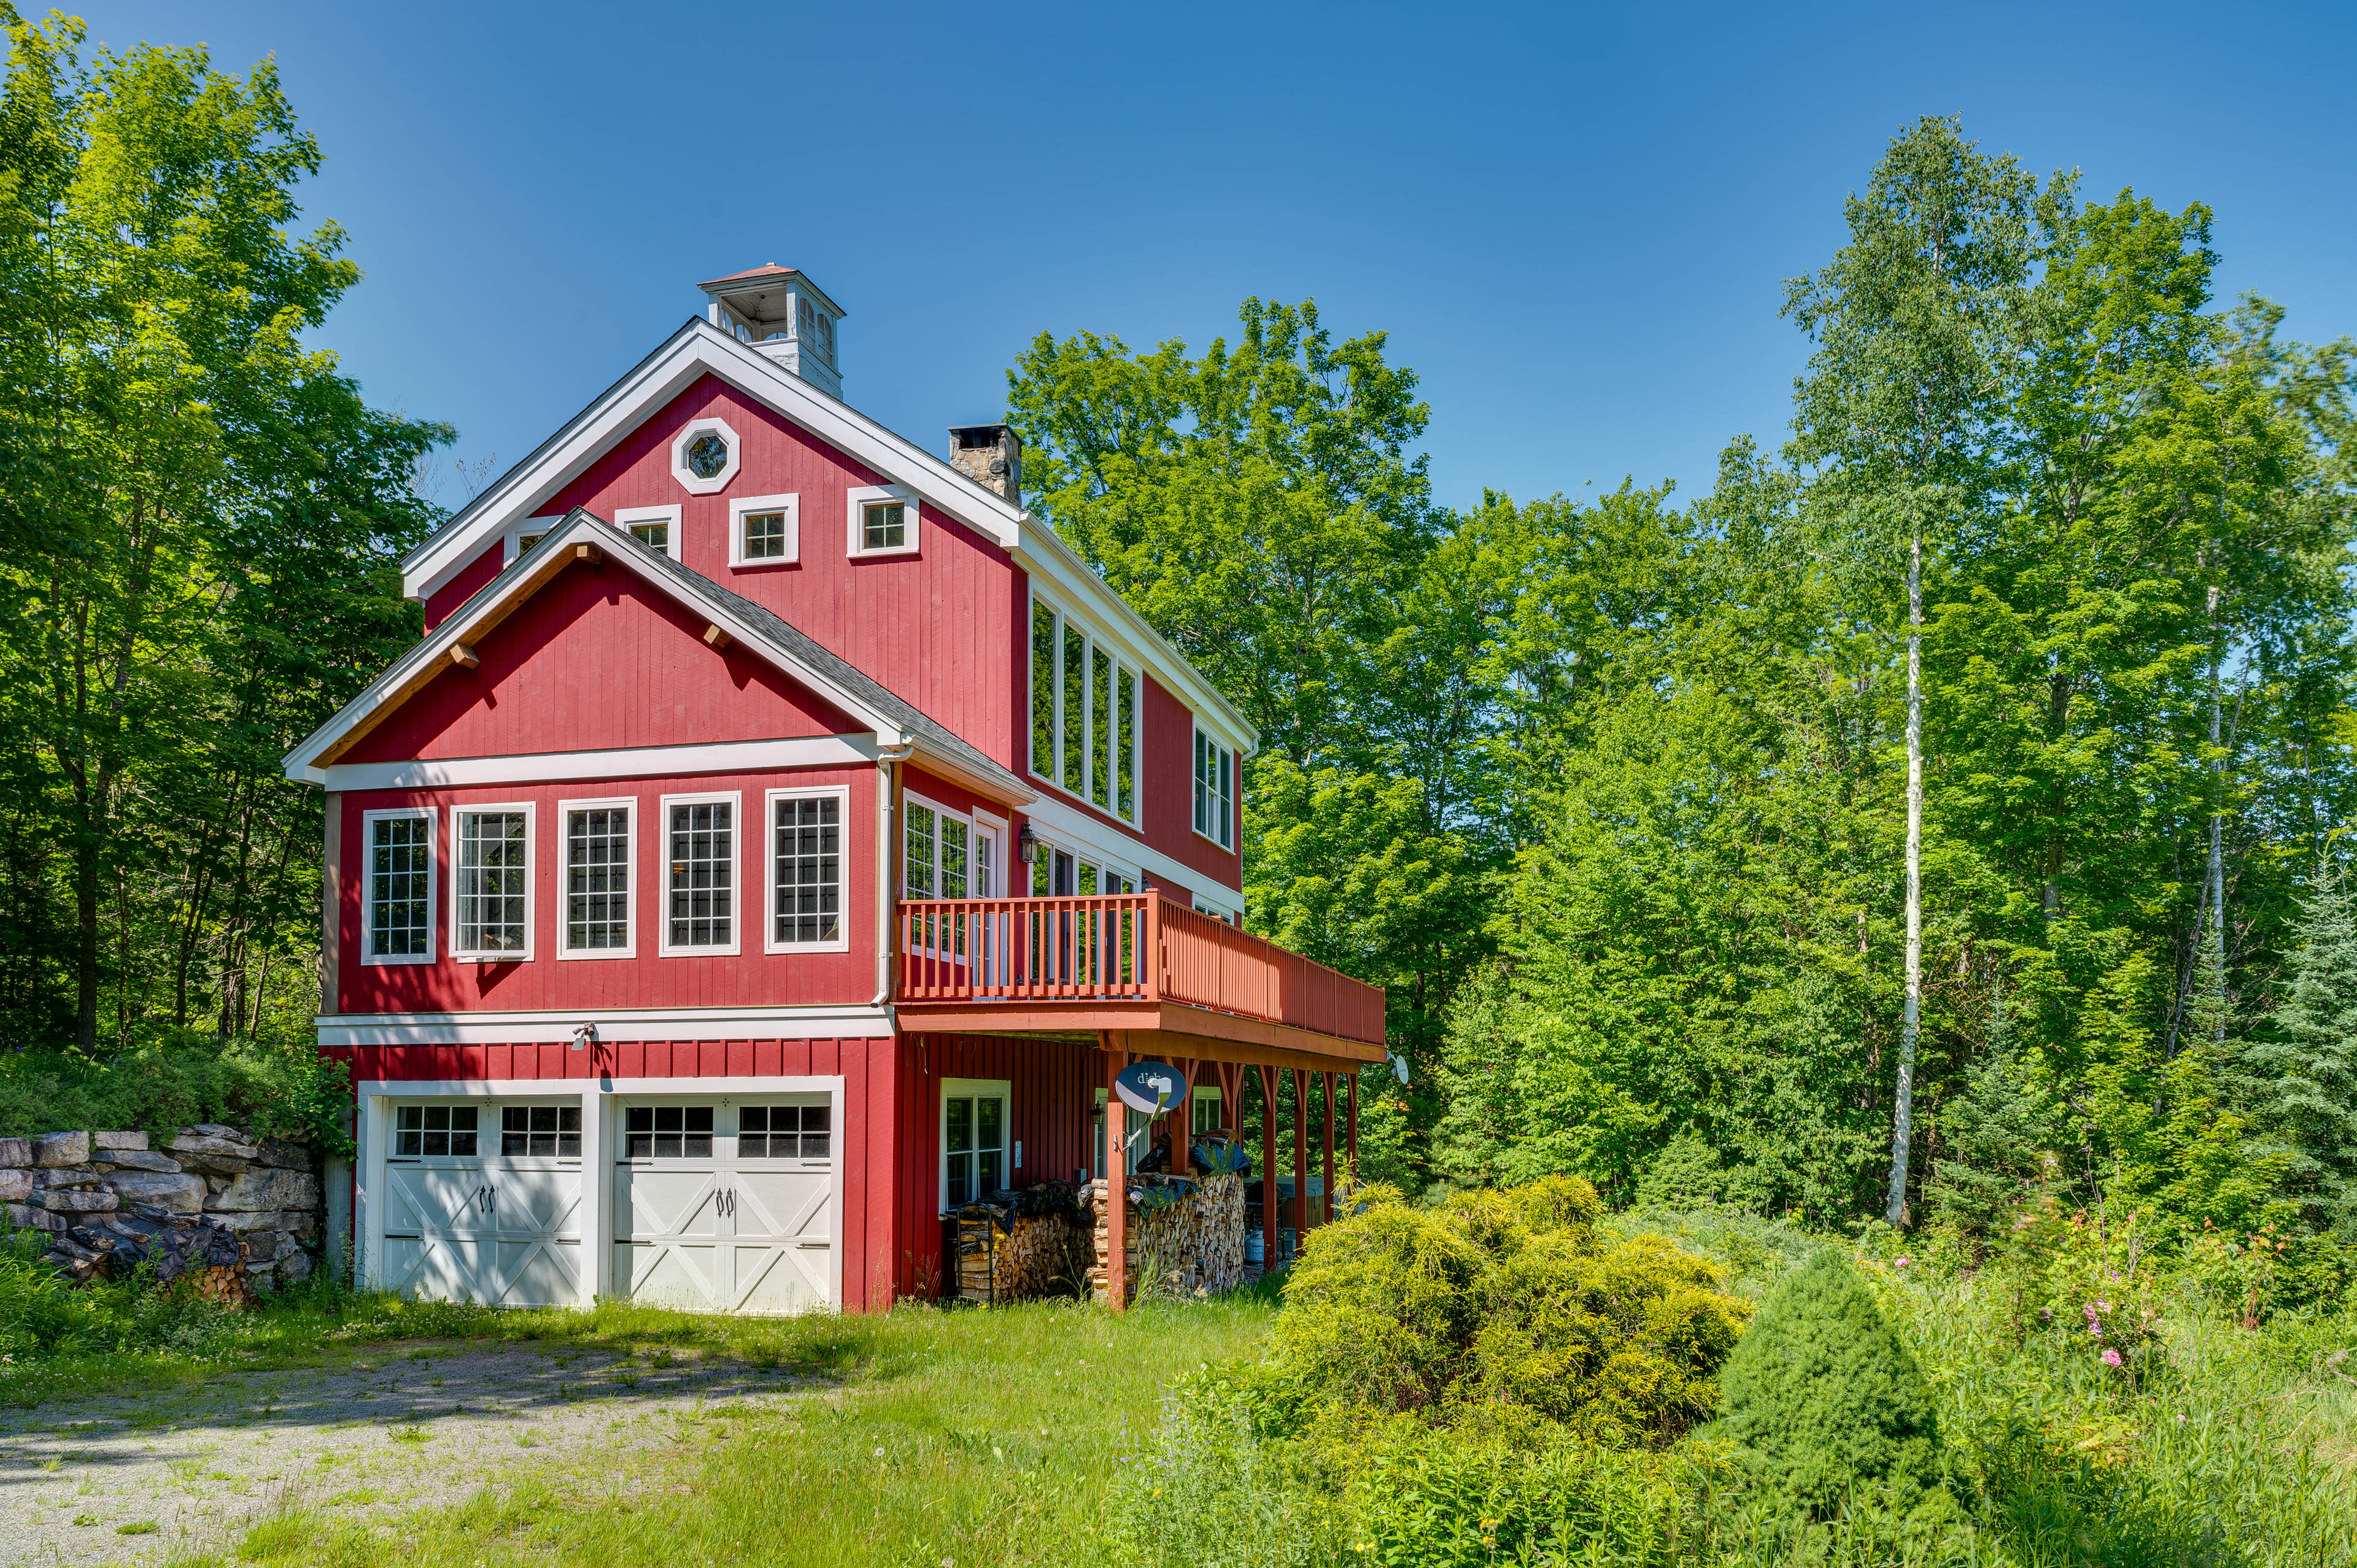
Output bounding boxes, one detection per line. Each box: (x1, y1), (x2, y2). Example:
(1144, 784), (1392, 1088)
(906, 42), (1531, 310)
(285, 267), (1385, 1313)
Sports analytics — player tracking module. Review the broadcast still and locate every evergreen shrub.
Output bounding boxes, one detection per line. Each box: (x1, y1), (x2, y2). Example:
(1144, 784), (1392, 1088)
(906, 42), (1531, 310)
(1715, 1249), (1942, 1514)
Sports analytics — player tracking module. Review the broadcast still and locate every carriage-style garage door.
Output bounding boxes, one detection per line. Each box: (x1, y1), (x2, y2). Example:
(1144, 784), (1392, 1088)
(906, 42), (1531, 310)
(382, 1100), (584, 1307)
(611, 1094), (837, 1315)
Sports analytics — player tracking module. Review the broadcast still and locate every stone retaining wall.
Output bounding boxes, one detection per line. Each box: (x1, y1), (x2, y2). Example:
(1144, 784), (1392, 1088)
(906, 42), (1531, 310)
(0, 1124), (323, 1291)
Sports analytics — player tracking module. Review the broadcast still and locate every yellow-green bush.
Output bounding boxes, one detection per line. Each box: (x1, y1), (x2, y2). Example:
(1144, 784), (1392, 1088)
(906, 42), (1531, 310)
(1268, 1176), (1749, 1444)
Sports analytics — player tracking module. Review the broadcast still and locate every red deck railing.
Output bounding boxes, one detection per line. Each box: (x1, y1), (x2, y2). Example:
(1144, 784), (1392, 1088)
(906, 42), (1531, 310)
(897, 894), (1386, 1046)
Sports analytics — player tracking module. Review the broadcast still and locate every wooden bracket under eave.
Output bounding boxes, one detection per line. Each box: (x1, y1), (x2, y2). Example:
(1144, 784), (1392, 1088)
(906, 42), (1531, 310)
(703, 624), (733, 650)
(450, 644), (481, 669)
(574, 542), (603, 565)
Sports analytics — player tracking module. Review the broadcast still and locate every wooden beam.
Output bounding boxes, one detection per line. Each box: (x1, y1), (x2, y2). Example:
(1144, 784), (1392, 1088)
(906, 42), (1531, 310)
(703, 623), (733, 650)
(574, 541), (603, 564)
(888, 1002), (1383, 1070)
(1321, 1072), (1336, 1231)
(1171, 1056), (1190, 1184)
(449, 644), (479, 669)
(1103, 1034), (1127, 1313)
(1347, 1070), (1359, 1184)
(1291, 1068), (1308, 1262)
(1258, 1065), (1277, 1273)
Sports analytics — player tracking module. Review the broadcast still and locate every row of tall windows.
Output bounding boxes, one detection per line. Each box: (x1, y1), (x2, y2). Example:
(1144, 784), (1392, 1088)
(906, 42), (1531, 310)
(1029, 598), (1138, 823)
(363, 795), (843, 963)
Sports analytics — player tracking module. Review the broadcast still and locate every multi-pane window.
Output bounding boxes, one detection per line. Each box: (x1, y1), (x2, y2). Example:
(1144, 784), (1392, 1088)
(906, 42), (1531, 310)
(454, 809), (529, 956)
(1193, 1089), (1225, 1135)
(906, 798), (988, 902)
(943, 1091), (1005, 1207)
(624, 1105), (713, 1159)
(564, 806), (630, 952)
(394, 1105), (478, 1158)
(740, 1105), (830, 1159)
(501, 1105), (581, 1157)
(667, 799), (734, 949)
(630, 519), (668, 551)
(1028, 598), (1139, 822)
(742, 509), (789, 559)
(1193, 728), (1236, 849)
(772, 793), (842, 945)
(862, 500), (907, 551)
(367, 812), (432, 960)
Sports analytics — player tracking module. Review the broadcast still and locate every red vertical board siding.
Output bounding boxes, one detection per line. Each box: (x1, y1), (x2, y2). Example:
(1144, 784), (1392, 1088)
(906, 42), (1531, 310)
(422, 544), (505, 631)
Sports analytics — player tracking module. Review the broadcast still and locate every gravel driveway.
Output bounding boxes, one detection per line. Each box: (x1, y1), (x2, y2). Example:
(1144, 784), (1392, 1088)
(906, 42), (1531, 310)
(0, 1342), (816, 1566)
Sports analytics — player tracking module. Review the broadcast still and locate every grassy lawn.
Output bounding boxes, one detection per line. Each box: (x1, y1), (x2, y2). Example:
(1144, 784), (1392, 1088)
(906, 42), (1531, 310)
(67, 1287), (1279, 1567)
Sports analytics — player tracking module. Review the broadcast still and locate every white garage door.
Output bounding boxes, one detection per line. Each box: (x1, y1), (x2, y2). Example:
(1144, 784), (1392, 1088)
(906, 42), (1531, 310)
(382, 1100), (584, 1307)
(611, 1095), (837, 1315)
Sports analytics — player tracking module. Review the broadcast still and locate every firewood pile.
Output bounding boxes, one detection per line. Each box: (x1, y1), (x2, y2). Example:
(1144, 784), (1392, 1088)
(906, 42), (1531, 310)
(949, 1181), (1088, 1303)
(36, 1203), (252, 1304)
(1088, 1170), (1248, 1303)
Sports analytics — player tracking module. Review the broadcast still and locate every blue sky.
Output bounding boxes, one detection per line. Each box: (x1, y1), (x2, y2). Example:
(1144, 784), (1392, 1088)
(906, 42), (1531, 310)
(67, 1), (2357, 514)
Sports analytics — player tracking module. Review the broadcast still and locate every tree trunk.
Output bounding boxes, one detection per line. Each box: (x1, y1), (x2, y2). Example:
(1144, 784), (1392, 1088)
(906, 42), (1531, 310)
(1886, 525), (1924, 1228)
(2204, 585), (2226, 1046)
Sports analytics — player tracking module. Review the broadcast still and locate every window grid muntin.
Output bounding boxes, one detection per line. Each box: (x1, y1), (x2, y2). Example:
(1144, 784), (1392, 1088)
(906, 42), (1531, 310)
(500, 1105), (582, 1157)
(394, 1104), (479, 1159)
(455, 809), (529, 955)
(368, 813), (432, 959)
(624, 1105), (714, 1159)
(772, 793), (843, 946)
(630, 520), (668, 551)
(742, 509), (788, 560)
(667, 800), (734, 949)
(862, 500), (906, 550)
(565, 806), (630, 951)
(739, 1103), (832, 1160)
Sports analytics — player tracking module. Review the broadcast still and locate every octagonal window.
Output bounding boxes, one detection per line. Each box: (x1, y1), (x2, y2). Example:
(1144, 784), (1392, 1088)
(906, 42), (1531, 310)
(685, 431), (730, 481)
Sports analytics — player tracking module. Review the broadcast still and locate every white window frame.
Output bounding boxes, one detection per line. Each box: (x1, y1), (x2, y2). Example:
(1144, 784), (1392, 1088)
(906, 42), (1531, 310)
(1027, 594), (1142, 826)
(360, 806), (436, 966)
(556, 797), (636, 960)
(657, 789), (743, 957)
(503, 514), (565, 565)
(1192, 1084), (1226, 1135)
(612, 504), (683, 562)
(1024, 825), (1139, 899)
(448, 801), (536, 962)
(730, 492), (800, 569)
(846, 483), (920, 558)
(670, 416), (742, 495)
(1193, 725), (1236, 851)
(940, 1076), (1013, 1211)
(764, 784), (851, 954)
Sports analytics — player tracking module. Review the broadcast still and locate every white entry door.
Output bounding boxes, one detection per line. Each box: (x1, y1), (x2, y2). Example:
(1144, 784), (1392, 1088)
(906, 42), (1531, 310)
(381, 1100), (584, 1307)
(611, 1095), (837, 1315)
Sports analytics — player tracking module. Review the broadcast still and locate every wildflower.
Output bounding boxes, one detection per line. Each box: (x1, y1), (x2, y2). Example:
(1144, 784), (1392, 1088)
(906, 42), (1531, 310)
(1894, 1256), (1911, 1269)
(2102, 1349), (2123, 1367)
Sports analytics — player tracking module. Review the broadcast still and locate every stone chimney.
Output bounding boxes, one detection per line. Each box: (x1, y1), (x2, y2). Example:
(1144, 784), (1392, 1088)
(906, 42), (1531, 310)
(948, 425), (1022, 506)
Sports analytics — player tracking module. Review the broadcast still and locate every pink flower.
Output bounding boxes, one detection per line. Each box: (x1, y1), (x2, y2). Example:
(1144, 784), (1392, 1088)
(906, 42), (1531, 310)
(2102, 1349), (2123, 1367)
(1894, 1256), (1911, 1269)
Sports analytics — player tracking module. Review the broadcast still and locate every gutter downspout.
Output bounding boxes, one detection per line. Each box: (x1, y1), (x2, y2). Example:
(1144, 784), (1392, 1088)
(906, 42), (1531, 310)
(873, 741), (914, 1006)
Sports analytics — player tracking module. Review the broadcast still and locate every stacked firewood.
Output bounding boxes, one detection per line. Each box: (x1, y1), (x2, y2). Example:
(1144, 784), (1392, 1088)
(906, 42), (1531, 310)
(949, 1182), (1087, 1303)
(37, 1203), (251, 1304)
(1087, 1171), (1248, 1302)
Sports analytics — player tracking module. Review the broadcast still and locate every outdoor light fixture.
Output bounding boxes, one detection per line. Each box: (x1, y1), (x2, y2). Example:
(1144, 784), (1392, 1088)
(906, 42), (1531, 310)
(1018, 822), (1040, 864)
(570, 1023), (597, 1052)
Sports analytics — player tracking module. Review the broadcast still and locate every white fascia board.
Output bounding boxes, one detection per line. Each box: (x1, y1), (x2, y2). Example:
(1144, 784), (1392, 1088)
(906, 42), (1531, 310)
(1012, 520), (1259, 757)
(327, 1005), (894, 1046)
(286, 514), (908, 784)
(403, 320), (1025, 603)
(360, 1077), (847, 1097)
(1021, 793), (1243, 917)
(907, 736), (1038, 809)
(322, 735), (877, 792)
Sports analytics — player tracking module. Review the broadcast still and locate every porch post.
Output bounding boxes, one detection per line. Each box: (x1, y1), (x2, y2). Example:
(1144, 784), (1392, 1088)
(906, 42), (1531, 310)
(1104, 1034), (1128, 1313)
(1291, 1069), (1308, 1259)
(1321, 1072), (1335, 1229)
(1257, 1065), (1277, 1272)
(1170, 1057), (1190, 1181)
(1347, 1070), (1359, 1180)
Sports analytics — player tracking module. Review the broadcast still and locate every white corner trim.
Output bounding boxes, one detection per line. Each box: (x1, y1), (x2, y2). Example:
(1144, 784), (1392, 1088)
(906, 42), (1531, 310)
(656, 789), (744, 957)
(322, 736), (877, 793)
(448, 800), (537, 963)
(763, 784), (853, 954)
(554, 797), (638, 960)
(671, 416), (743, 495)
(358, 806), (437, 966)
(611, 504), (683, 561)
(327, 1005), (894, 1046)
(846, 484), (919, 558)
(730, 492), (800, 568)
(1021, 792), (1242, 917)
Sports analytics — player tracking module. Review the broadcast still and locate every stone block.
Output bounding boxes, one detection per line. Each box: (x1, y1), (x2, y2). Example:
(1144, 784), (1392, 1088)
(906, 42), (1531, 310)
(240, 1229), (286, 1262)
(37, 1168), (104, 1189)
(4, 1202), (63, 1232)
(167, 1131), (260, 1163)
(33, 1131), (90, 1167)
(102, 1172), (207, 1213)
(0, 1169), (29, 1203)
(0, 1137), (29, 1168)
(92, 1130), (149, 1151)
(252, 1138), (311, 1170)
(279, 1247), (315, 1282)
(31, 1187), (117, 1214)
(211, 1207), (315, 1236)
(192, 1122), (246, 1138)
(99, 1149), (182, 1174)
(205, 1166), (319, 1213)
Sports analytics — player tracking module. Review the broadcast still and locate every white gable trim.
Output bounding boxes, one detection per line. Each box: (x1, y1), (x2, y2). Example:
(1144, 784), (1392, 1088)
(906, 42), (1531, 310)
(403, 320), (1023, 604)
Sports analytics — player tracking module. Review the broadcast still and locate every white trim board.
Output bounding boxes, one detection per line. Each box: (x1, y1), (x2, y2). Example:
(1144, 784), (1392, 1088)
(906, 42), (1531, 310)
(320, 1004), (895, 1046)
(360, 1076), (848, 1097)
(323, 736), (875, 793)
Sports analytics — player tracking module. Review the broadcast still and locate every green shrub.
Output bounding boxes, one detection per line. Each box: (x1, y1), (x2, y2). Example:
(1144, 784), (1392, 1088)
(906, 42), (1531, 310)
(1714, 1249), (1941, 1515)
(0, 1032), (349, 1151)
(1269, 1176), (1749, 1444)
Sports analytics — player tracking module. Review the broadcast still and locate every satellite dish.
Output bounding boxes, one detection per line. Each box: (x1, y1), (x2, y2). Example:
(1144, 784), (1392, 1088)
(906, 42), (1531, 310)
(1114, 1060), (1186, 1116)
(1388, 1051), (1410, 1085)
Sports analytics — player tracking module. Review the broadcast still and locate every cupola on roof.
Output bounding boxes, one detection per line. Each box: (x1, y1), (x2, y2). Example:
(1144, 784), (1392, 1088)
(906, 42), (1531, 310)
(699, 264), (846, 398)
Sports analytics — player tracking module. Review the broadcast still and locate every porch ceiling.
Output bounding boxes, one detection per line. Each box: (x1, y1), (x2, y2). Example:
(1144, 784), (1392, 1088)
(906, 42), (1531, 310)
(891, 998), (1384, 1075)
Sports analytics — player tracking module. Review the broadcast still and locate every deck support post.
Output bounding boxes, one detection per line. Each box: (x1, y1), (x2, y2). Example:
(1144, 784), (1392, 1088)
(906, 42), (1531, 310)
(1321, 1072), (1335, 1229)
(1171, 1057), (1190, 1184)
(1257, 1065), (1278, 1272)
(1347, 1070), (1359, 1183)
(1104, 1033), (1127, 1313)
(1291, 1069), (1309, 1261)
